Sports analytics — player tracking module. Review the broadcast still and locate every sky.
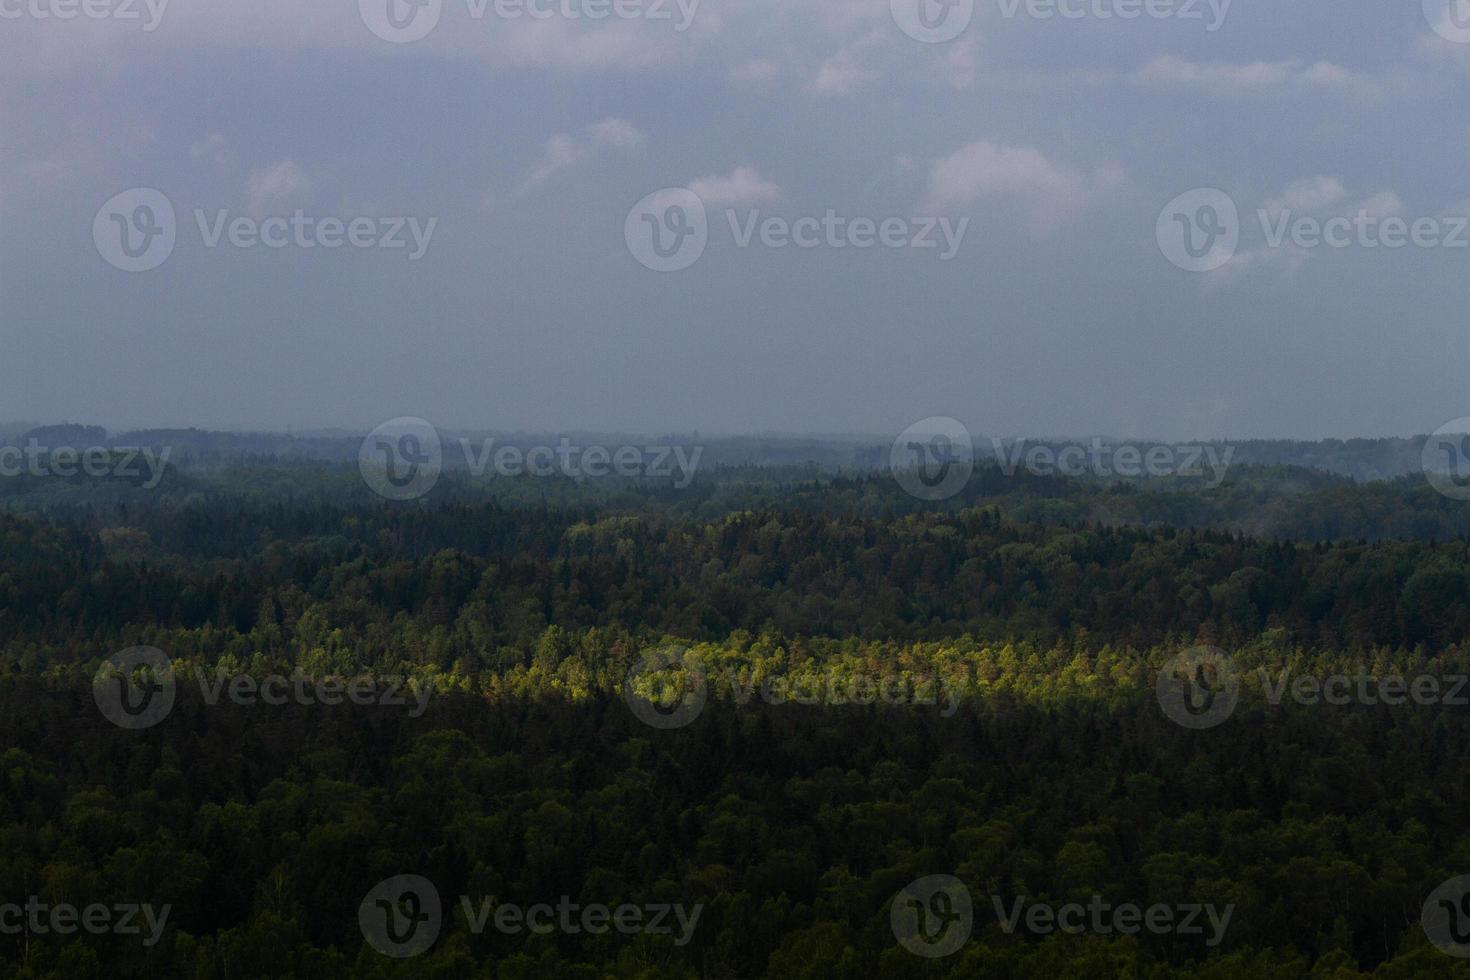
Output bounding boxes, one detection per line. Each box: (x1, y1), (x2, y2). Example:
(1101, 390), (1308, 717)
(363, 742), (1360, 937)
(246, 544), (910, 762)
(1, 0), (1469, 441)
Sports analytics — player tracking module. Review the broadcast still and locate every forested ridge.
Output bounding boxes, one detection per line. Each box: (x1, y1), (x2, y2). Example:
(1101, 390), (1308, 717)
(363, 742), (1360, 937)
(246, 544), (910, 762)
(0, 463), (1468, 976)
(2, 499), (1469, 665)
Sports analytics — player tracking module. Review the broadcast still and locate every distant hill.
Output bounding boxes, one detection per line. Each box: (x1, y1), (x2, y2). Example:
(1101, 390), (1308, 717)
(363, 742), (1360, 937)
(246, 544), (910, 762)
(17, 424), (109, 446)
(0, 423), (1445, 483)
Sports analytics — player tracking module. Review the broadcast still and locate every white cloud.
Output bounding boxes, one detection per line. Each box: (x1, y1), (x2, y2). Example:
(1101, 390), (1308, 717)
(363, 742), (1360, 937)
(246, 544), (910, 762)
(245, 160), (310, 215)
(813, 50), (877, 95)
(0, 0), (713, 81)
(588, 117), (645, 150)
(1131, 56), (1366, 95)
(1262, 176), (1348, 217)
(1260, 178), (1403, 222)
(1207, 245), (1313, 289)
(1217, 182), (1410, 287)
(1356, 189), (1405, 220)
(689, 166), (782, 208)
(490, 17), (680, 70)
(519, 118), (645, 194)
(919, 140), (1112, 235)
(812, 33), (884, 95)
(523, 134), (587, 191)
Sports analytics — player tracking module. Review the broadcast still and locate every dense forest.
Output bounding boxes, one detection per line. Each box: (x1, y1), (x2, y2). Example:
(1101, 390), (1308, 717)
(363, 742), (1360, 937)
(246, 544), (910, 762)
(0, 451), (1468, 976)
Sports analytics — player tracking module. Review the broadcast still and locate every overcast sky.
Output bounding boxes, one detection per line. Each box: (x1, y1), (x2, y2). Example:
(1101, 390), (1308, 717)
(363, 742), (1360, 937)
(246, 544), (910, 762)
(1, 0), (1468, 440)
